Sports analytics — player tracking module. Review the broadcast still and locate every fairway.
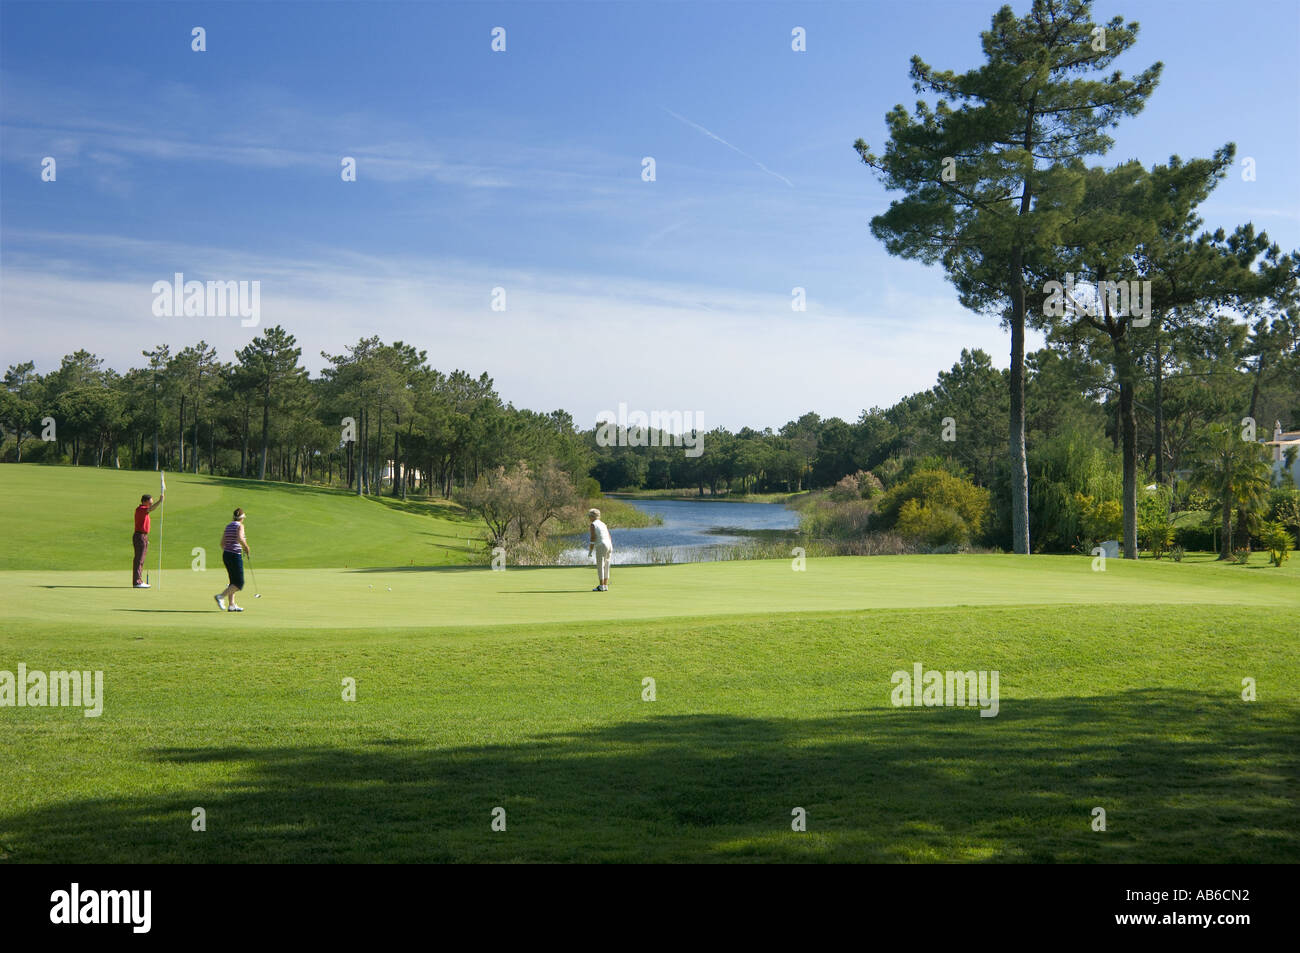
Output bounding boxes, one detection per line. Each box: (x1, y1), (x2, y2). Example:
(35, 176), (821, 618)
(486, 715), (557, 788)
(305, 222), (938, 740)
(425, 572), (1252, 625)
(2, 468), (1298, 863)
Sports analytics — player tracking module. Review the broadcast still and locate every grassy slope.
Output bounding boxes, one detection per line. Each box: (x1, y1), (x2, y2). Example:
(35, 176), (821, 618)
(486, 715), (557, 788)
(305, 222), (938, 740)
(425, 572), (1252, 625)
(0, 464), (479, 569)
(1, 465), (1296, 863)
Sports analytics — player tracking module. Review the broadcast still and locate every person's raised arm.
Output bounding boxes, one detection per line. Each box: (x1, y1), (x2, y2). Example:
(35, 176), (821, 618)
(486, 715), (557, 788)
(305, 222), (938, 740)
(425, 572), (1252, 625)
(149, 493), (164, 512)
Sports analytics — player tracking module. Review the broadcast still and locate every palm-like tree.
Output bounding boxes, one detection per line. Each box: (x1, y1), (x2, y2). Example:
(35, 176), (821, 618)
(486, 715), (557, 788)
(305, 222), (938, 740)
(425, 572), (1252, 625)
(1188, 424), (1272, 559)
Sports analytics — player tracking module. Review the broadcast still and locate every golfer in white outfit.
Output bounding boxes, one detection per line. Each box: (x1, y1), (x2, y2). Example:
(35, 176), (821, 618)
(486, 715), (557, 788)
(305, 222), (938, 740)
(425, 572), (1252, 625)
(588, 508), (612, 591)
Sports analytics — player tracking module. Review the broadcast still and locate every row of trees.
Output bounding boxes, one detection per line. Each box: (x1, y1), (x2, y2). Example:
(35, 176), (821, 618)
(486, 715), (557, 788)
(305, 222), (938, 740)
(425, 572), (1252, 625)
(2, 314), (1294, 554)
(0, 329), (591, 501)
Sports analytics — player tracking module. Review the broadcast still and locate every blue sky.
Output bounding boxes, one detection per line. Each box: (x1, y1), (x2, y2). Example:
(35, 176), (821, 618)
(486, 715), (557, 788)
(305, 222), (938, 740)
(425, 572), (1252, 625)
(3, 0), (1297, 430)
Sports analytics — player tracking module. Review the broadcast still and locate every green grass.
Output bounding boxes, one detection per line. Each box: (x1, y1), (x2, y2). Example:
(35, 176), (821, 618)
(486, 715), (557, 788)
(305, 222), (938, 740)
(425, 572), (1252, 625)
(1, 464), (479, 569)
(1, 465), (1296, 863)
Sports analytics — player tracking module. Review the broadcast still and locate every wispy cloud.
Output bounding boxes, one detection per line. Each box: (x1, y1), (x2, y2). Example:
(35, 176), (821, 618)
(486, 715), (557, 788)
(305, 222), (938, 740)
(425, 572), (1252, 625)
(642, 219), (689, 248)
(0, 236), (1033, 430)
(663, 108), (794, 188)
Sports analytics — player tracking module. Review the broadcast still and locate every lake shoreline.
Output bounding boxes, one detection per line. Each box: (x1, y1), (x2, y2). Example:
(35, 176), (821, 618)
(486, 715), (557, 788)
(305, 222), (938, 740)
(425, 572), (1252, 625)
(606, 490), (805, 505)
(559, 496), (802, 565)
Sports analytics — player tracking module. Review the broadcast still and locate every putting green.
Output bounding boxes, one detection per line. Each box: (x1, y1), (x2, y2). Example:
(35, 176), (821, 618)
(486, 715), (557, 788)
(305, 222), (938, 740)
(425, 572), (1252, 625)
(2, 552), (1293, 632)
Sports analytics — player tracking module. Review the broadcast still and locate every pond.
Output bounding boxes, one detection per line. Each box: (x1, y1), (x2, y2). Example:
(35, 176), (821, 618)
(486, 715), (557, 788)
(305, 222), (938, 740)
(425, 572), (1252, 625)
(558, 498), (800, 565)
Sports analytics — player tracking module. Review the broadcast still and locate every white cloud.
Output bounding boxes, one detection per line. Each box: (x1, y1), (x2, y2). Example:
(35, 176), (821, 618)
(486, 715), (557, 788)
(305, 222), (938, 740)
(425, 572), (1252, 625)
(0, 241), (1036, 430)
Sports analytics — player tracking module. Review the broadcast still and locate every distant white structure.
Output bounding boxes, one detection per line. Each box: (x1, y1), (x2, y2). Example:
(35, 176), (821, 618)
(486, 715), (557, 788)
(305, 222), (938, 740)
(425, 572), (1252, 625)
(380, 460), (422, 484)
(1264, 420), (1300, 488)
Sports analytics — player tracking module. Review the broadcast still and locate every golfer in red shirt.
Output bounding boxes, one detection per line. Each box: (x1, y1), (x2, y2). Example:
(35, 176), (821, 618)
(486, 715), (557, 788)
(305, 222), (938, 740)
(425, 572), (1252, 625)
(132, 492), (163, 587)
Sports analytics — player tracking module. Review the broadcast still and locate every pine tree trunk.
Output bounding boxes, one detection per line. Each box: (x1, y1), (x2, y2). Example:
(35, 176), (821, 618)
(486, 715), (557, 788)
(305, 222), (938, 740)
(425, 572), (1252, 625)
(357, 408), (365, 496)
(258, 382), (270, 480)
(1114, 334), (1139, 559)
(1008, 254), (1030, 555)
(1154, 339), (1165, 483)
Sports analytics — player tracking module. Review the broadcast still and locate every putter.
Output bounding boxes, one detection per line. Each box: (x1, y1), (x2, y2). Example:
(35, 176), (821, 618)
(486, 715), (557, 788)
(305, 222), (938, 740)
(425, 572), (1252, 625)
(246, 554), (262, 598)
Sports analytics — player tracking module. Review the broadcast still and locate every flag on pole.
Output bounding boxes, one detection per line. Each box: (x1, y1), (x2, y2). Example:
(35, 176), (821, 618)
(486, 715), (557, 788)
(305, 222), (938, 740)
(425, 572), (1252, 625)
(157, 471), (165, 590)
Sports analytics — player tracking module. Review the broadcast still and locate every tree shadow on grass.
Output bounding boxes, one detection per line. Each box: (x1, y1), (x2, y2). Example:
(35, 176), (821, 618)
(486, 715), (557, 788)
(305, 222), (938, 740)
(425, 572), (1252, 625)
(112, 609), (217, 614)
(2, 690), (1295, 863)
(345, 565), (489, 574)
(345, 565), (562, 574)
(190, 475), (349, 497)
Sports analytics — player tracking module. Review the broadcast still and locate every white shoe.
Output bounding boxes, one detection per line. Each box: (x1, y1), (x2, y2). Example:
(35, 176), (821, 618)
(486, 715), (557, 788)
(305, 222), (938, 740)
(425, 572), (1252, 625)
(134, 583), (150, 589)
(214, 594), (225, 610)
(227, 605), (243, 612)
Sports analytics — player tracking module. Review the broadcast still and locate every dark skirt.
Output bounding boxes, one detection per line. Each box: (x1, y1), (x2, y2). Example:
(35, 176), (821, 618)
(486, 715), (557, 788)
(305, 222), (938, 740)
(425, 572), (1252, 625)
(222, 551), (244, 589)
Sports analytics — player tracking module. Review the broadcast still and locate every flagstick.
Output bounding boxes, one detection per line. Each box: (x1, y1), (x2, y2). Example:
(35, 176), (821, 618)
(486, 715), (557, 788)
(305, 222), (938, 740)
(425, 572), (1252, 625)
(157, 471), (165, 592)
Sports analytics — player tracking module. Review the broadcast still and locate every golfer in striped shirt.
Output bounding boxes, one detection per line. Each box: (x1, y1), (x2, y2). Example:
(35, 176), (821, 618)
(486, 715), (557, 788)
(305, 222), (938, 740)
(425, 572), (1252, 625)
(214, 509), (252, 612)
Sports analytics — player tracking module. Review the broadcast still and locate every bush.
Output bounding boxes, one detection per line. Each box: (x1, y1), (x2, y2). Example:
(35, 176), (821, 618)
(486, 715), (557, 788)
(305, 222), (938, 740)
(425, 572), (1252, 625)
(873, 456), (905, 489)
(1138, 487), (1176, 558)
(828, 470), (885, 502)
(1232, 548), (1251, 565)
(896, 499), (968, 547)
(456, 460), (579, 545)
(1075, 493), (1123, 547)
(876, 469), (990, 534)
(1259, 521), (1294, 567)
(856, 470), (884, 499)
(828, 474), (861, 502)
(1170, 544), (1184, 563)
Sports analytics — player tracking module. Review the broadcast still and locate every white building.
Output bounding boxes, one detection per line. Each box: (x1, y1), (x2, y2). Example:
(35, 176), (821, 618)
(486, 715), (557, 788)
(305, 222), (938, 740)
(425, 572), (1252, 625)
(1264, 421), (1300, 488)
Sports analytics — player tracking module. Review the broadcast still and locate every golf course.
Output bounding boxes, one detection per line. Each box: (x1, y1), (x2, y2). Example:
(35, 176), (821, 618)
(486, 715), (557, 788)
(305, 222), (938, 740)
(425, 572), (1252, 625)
(1, 465), (1295, 863)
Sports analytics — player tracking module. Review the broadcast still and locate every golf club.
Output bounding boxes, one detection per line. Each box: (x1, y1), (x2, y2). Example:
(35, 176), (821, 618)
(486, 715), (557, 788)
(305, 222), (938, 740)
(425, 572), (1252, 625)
(246, 553), (262, 598)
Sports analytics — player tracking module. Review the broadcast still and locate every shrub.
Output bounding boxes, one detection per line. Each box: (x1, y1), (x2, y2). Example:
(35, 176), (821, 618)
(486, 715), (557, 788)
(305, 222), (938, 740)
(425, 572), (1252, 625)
(855, 470), (885, 499)
(876, 469), (990, 535)
(828, 474), (861, 502)
(1076, 493), (1123, 546)
(1138, 495), (1176, 559)
(896, 499), (968, 547)
(1170, 544), (1184, 563)
(457, 460), (579, 544)
(1259, 521), (1294, 567)
(873, 456), (905, 489)
(1232, 548), (1251, 565)
(829, 469), (885, 502)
